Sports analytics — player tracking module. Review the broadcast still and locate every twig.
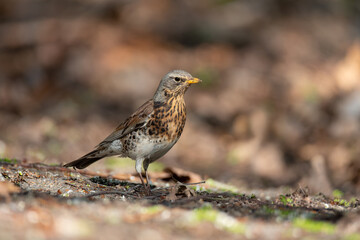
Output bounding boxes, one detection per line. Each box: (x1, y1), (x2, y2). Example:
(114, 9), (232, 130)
(178, 180), (206, 186)
(80, 191), (137, 199)
(171, 175), (206, 186)
(152, 180), (205, 192)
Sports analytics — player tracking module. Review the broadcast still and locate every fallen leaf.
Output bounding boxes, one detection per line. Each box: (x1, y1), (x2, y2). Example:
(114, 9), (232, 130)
(162, 167), (203, 184)
(0, 181), (20, 200)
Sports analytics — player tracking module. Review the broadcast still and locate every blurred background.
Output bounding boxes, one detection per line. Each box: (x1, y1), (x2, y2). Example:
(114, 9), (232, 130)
(1, 0), (360, 195)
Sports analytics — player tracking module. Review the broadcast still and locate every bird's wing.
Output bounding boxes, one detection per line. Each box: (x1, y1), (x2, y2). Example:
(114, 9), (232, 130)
(96, 99), (154, 147)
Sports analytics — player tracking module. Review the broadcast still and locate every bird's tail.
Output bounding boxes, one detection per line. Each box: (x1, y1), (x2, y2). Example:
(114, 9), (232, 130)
(63, 149), (105, 169)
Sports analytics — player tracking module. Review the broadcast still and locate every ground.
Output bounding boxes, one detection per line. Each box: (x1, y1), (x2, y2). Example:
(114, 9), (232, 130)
(1, 159), (359, 240)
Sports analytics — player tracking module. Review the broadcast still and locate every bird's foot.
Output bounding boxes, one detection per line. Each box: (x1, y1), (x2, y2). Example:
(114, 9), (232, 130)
(144, 183), (152, 196)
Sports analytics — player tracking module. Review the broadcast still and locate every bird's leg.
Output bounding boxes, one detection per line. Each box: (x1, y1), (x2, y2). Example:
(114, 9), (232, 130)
(143, 159), (152, 188)
(135, 158), (150, 195)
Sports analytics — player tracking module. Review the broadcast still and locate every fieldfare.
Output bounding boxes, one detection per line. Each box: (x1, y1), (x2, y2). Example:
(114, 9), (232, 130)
(64, 70), (201, 193)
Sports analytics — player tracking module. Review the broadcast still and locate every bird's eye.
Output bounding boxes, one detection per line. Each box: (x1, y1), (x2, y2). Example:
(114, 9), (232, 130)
(174, 77), (181, 82)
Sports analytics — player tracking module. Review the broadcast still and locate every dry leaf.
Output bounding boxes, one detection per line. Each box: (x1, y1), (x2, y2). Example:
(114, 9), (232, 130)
(0, 181), (20, 200)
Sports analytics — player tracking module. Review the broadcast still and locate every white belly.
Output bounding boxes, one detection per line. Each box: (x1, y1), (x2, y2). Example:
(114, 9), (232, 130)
(127, 136), (177, 161)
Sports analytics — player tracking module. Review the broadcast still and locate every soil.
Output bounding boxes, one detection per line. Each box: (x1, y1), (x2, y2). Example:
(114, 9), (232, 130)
(1, 160), (359, 240)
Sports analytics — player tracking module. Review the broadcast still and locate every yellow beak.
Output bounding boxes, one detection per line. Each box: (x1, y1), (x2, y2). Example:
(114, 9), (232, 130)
(187, 77), (202, 84)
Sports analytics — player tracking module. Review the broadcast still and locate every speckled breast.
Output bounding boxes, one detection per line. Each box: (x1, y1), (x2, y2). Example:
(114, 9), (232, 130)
(148, 96), (187, 142)
(123, 96), (187, 161)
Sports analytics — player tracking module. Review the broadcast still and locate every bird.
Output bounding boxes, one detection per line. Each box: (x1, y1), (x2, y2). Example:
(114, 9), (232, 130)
(64, 70), (201, 194)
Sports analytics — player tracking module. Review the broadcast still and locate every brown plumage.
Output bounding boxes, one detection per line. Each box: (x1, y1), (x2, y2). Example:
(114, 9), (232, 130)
(64, 70), (201, 194)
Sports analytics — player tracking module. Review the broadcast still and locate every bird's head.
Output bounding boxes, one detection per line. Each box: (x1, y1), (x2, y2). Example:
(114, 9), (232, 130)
(154, 70), (201, 102)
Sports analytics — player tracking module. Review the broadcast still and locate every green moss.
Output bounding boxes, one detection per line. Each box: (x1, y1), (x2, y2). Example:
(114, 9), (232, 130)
(206, 178), (240, 194)
(333, 195), (358, 207)
(293, 218), (335, 234)
(349, 197), (359, 206)
(334, 198), (350, 207)
(192, 205), (218, 223)
(0, 158), (17, 164)
(142, 205), (163, 214)
(279, 195), (294, 206)
(332, 189), (344, 199)
(191, 205), (245, 234)
(190, 185), (207, 192)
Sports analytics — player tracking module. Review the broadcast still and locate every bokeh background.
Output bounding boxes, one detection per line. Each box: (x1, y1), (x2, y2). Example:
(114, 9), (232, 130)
(1, 0), (360, 195)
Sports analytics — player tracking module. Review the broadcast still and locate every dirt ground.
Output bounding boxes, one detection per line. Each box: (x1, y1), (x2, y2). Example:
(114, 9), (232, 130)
(1, 159), (359, 240)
